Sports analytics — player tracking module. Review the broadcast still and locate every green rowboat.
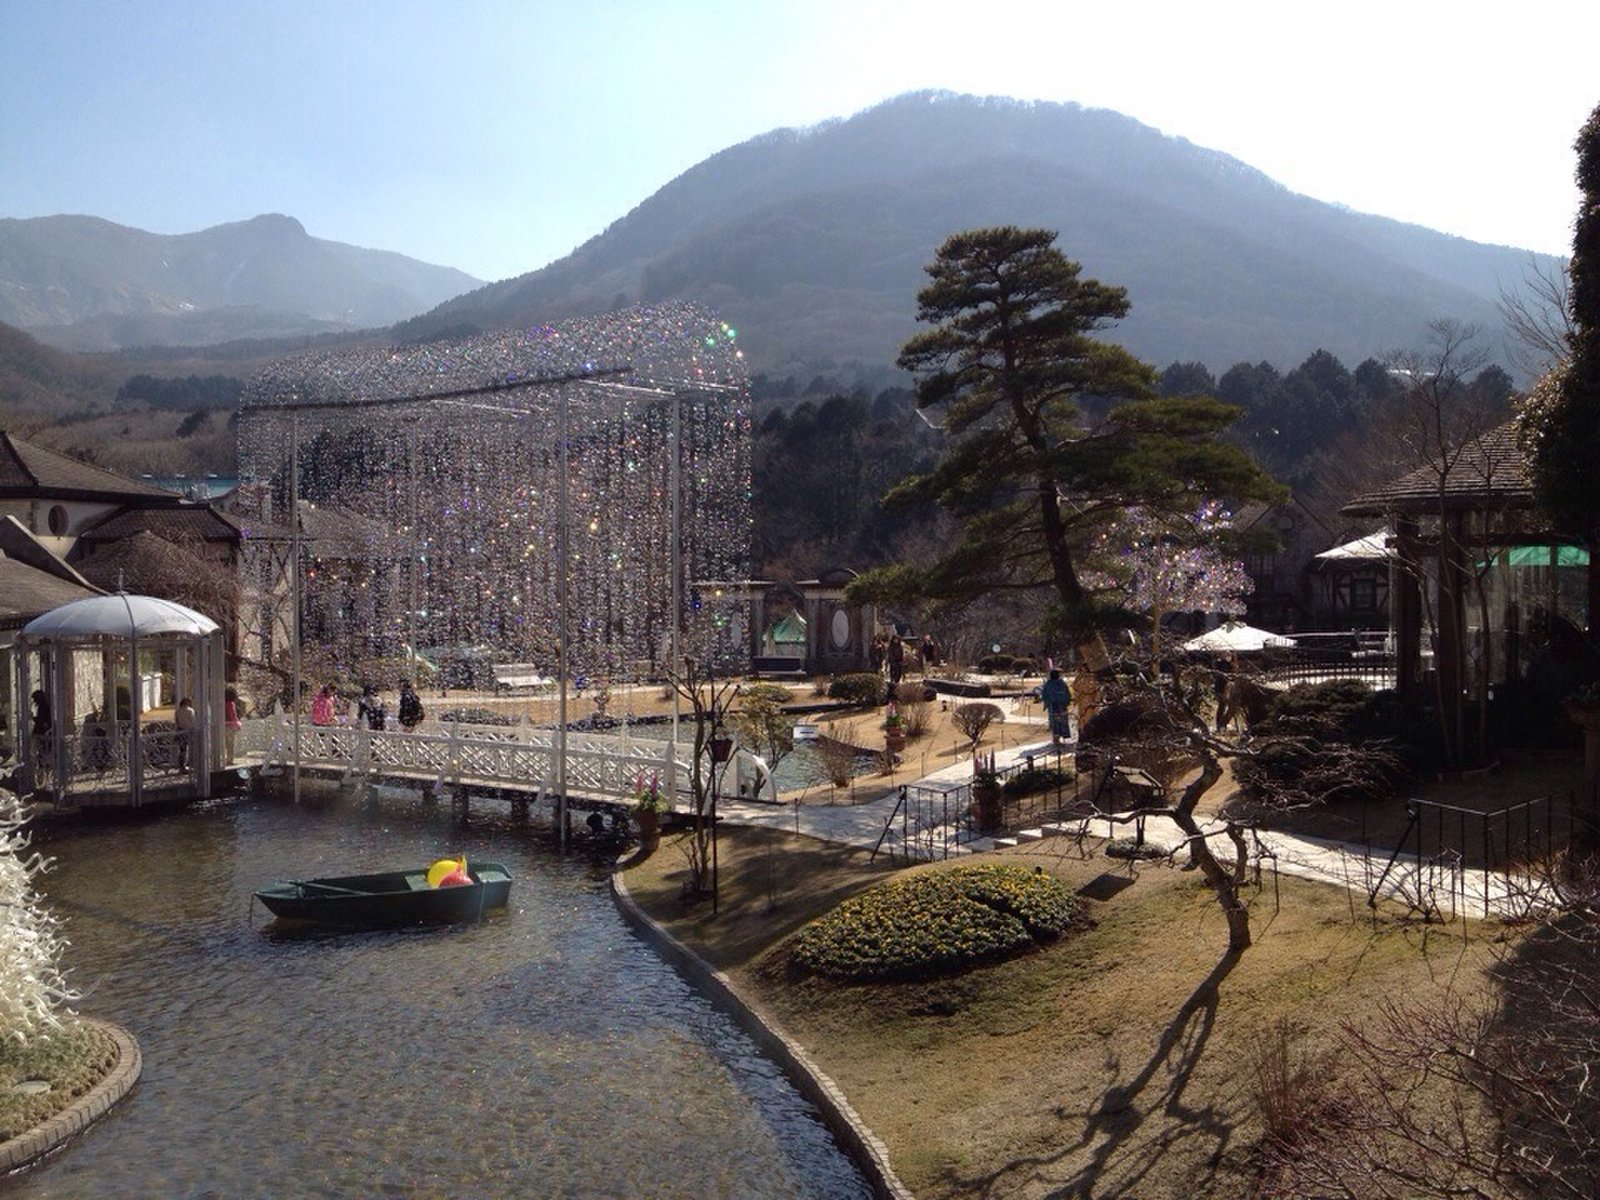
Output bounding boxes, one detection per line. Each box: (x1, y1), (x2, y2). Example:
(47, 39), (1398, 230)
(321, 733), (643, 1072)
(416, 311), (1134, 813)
(254, 862), (513, 927)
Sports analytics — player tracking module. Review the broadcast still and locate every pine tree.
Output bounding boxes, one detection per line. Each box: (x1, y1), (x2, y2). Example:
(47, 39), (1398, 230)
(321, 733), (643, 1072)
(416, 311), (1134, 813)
(853, 227), (1282, 951)
(1521, 101), (1600, 636)
(859, 226), (1279, 655)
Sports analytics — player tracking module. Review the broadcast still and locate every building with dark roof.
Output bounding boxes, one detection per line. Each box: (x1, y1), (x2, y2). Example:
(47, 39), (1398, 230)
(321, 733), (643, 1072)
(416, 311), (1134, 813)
(0, 434), (245, 749)
(0, 431), (180, 558)
(1342, 420), (1587, 763)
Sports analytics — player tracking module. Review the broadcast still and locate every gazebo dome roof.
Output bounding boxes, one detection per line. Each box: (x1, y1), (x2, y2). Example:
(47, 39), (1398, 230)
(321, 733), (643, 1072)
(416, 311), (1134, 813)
(22, 594), (219, 640)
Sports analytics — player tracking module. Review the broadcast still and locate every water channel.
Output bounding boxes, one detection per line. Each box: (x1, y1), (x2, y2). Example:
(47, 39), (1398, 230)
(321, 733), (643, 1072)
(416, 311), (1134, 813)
(12, 791), (873, 1198)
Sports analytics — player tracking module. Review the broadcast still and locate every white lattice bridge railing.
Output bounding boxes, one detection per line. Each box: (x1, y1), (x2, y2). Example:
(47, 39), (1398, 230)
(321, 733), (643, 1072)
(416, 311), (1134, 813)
(235, 718), (774, 807)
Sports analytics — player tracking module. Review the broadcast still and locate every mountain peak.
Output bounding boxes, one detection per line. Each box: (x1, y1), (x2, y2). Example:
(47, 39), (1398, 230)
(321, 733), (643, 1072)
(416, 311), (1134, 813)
(0, 213), (478, 350)
(400, 93), (1554, 380)
(207, 212), (308, 239)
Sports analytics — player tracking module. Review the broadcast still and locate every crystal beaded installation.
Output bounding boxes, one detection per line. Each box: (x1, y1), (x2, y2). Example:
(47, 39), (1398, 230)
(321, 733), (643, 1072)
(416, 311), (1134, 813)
(235, 302), (753, 688)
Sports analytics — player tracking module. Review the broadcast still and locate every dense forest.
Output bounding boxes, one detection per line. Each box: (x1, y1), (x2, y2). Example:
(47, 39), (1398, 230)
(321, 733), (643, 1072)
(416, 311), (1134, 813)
(749, 342), (1519, 580)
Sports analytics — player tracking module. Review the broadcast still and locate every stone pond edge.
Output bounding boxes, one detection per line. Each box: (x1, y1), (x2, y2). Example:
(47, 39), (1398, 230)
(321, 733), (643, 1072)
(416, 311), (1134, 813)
(611, 870), (916, 1200)
(0, 1016), (142, 1176)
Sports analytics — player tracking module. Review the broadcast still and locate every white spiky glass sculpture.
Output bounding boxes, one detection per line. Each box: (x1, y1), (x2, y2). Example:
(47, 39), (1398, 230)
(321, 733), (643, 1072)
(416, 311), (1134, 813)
(0, 795), (76, 1043)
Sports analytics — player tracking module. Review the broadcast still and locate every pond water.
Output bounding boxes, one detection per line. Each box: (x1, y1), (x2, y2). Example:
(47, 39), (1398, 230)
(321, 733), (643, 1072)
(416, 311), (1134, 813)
(767, 745), (879, 793)
(13, 792), (872, 1199)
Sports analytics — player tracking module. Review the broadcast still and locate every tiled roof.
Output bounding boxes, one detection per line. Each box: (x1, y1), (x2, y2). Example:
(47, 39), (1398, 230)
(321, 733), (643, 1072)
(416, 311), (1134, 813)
(0, 433), (178, 501)
(1342, 422), (1532, 516)
(0, 516), (97, 588)
(0, 558), (101, 626)
(78, 505), (242, 544)
(238, 501), (404, 556)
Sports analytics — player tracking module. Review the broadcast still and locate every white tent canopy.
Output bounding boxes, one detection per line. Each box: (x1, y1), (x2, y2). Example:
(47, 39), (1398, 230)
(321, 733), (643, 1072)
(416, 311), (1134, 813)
(1313, 528), (1393, 563)
(1182, 621), (1297, 653)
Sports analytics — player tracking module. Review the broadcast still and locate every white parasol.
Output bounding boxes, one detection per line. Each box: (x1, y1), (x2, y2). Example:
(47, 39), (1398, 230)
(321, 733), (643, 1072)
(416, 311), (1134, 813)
(1181, 620), (1297, 653)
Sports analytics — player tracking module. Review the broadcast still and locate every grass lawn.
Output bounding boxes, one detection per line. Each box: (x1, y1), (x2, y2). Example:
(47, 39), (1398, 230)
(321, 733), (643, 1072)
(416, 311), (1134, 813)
(0, 1020), (118, 1143)
(624, 826), (1503, 1199)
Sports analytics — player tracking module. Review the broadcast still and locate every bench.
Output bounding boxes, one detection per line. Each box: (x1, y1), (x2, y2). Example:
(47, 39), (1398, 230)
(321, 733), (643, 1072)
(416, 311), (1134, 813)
(925, 677), (992, 698)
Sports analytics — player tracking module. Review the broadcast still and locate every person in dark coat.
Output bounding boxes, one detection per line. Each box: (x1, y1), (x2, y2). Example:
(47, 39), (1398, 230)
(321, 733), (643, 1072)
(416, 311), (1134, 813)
(887, 634), (906, 685)
(1040, 668), (1072, 745)
(30, 689), (52, 779)
(358, 685), (387, 731)
(397, 681), (425, 731)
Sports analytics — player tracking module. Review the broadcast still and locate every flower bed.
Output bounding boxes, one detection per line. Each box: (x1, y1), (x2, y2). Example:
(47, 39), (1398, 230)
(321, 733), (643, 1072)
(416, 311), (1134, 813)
(791, 864), (1088, 982)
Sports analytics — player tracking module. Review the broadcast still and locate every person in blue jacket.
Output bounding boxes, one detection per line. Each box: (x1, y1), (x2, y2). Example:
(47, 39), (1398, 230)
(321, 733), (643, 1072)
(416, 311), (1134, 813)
(1040, 668), (1072, 745)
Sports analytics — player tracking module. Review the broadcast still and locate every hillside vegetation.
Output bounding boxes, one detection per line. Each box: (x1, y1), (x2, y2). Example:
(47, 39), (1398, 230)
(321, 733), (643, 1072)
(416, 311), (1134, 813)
(399, 91), (1555, 381)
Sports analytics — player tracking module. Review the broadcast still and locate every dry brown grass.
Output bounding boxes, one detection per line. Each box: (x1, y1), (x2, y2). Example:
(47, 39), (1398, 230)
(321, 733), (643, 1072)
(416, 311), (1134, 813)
(624, 825), (1506, 1200)
(0, 1020), (118, 1141)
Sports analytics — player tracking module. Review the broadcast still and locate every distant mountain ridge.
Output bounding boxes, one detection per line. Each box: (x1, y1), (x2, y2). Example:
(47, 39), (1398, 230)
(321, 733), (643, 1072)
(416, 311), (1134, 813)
(0, 213), (480, 351)
(399, 91), (1559, 379)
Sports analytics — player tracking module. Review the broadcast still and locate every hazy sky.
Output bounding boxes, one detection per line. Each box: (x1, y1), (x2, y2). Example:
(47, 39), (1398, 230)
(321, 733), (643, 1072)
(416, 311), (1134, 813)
(4, 0), (1595, 282)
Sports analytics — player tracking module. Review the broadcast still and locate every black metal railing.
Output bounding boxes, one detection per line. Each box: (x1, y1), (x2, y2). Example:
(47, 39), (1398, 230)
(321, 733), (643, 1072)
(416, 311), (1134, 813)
(1367, 785), (1597, 916)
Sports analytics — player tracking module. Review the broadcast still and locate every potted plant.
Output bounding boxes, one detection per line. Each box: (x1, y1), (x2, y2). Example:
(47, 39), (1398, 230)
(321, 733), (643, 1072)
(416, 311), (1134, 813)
(970, 750), (1003, 833)
(633, 772), (669, 845)
(882, 702), (907, 754)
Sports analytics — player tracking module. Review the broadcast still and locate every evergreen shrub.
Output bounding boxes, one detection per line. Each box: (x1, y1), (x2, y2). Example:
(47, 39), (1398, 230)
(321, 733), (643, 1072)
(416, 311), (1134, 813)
(1002, 766), (1073, 798)
(1233, 680), (1412, 802)
(791, 864), (1087, 982)
(827, 673), (886, 706)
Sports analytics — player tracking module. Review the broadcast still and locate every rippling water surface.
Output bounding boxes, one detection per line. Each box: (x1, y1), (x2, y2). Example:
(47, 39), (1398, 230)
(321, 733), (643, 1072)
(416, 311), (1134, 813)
(14, 792), (871, 1199)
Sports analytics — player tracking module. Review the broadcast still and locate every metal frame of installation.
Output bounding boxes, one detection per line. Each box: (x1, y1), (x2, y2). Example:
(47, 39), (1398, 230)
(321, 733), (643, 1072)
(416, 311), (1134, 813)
(235, 302), (754, 837)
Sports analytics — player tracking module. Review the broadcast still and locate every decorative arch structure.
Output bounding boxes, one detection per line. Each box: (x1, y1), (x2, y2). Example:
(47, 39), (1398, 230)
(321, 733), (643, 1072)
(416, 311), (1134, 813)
(235, 302), (752, 685)
(18, 594), (225, 807)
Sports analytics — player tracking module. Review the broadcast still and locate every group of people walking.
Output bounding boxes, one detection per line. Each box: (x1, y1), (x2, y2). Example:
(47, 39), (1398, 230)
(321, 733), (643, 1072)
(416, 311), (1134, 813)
(310, 681), (426, 732)
(870, 631), (940, 685)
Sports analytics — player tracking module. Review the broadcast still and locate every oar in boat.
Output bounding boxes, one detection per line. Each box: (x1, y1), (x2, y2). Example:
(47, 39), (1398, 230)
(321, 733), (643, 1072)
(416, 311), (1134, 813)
(290, 880), (369, 896)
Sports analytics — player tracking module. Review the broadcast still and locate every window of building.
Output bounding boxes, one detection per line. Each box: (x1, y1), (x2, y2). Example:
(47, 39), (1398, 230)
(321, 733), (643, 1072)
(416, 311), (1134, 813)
(47, 505), (69, 536)
(1350, 577), (1377, 612)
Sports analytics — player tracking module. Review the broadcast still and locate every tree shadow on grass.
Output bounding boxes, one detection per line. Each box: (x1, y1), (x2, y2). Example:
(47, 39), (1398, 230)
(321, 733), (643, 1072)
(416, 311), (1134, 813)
(962, 948), (1245, 1199)
(647, 828), (898, 972)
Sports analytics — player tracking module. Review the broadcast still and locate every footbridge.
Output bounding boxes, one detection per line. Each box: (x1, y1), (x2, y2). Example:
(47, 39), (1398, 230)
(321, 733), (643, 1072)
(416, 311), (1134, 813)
(238, 717), (777, 813)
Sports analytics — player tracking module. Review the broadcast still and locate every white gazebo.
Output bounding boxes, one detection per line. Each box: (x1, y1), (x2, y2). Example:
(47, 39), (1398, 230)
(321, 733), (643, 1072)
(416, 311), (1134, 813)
(17, 594), (225, 807)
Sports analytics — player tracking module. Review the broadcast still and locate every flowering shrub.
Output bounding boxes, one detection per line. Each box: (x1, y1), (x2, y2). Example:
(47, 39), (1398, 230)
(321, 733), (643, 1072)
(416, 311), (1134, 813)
(791, 864), (1087, 982)
(633, 772), (670, 814)
(0, 795), (76, 1043)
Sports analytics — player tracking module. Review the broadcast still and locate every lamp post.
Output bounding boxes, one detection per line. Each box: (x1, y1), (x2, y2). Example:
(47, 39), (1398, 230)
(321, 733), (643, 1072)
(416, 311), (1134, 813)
(708, 720), (734, 915)
(290, 409), (302, 806)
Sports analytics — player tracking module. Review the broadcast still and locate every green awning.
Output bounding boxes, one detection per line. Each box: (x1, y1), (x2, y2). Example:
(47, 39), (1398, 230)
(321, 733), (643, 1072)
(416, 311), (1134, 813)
(1481, 545), (1590, 568)
(767, 611), (808, 644)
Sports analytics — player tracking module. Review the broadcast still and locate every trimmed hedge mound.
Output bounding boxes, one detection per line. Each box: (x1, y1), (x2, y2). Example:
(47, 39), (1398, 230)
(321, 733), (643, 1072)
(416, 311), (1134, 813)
(827, 673), (886, 706)
(791, 864), (1087, 982)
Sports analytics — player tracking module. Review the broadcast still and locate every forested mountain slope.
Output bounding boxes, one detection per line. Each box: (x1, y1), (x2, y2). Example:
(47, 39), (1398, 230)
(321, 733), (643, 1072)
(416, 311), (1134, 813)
(398, 91), (1555, 380)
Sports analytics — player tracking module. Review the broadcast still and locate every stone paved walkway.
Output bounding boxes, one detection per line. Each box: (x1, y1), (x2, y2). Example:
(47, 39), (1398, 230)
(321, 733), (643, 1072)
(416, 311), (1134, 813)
(720, 732), (1553, 921)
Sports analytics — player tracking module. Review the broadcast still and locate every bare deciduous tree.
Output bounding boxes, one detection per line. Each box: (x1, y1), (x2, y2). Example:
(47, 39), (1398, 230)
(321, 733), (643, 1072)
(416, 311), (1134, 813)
(1258, 854), (1600, 1199)
(951, 701), (1003, 747)
(1498, 254), (1573, 379)
(667, 657), (741, 899)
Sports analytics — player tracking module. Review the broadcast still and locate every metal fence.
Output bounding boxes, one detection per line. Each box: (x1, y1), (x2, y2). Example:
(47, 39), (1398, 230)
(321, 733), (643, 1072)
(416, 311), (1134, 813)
(875, 746), (1099, 863)
(1257, 631), (1397, 688)
(1366, 786), (1598, 917)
